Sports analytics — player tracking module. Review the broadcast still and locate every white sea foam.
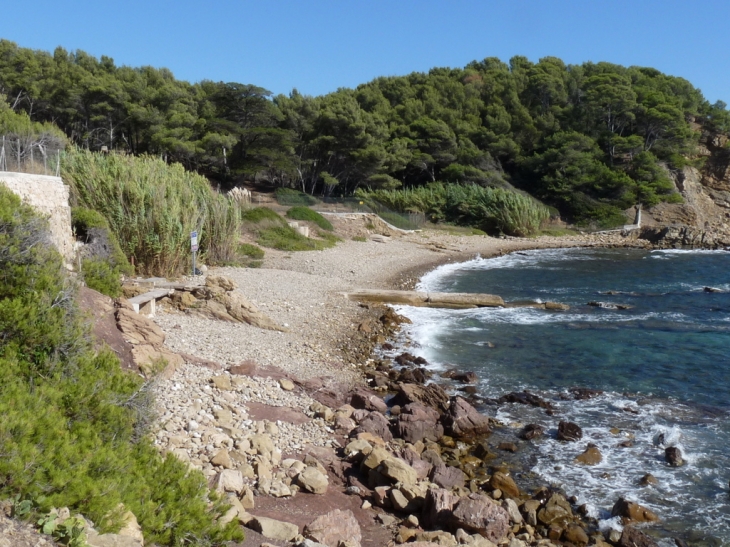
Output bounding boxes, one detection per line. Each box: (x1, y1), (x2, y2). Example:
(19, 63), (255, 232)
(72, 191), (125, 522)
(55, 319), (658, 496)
(417, 248), (591, 291)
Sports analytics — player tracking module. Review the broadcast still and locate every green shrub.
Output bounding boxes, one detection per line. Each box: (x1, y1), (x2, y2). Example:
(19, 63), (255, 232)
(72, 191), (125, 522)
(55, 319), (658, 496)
(0, 186), (243, 546)
(285, 206), (334, 231)
(275, 187), (319, 206)
(241, 206), (285, 224)
(256, 225), (337, 251)
(352, 235), (367, 242)
(81, 258), (121, 297)
(72, 206), (134, 293)
(63, 149), (244, 277)
(238, 243), (265, 259)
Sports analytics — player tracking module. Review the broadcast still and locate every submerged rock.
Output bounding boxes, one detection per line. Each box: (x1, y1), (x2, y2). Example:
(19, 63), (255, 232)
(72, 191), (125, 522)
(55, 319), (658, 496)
(557, 421), (583, 442)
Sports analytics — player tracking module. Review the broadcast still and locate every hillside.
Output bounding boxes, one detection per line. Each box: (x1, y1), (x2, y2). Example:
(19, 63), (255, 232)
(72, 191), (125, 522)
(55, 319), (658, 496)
(1, 39), (729, 231)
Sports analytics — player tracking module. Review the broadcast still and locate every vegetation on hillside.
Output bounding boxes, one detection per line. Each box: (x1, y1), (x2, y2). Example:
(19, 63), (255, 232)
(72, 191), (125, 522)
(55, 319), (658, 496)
(286, 206), (334, 231)
(0, 186), (242, 545)
(358, 183), (550, 235)
(3, 40), (729, 226)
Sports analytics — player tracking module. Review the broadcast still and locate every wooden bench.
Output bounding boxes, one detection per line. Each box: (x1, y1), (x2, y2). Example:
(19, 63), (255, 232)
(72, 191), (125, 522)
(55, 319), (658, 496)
(127, 288), (174, 316)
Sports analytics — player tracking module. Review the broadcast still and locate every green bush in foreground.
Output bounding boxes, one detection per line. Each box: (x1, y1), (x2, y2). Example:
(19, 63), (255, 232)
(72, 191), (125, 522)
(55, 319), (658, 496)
(285, 206), (334, 231)
(0, 186), (242, 546)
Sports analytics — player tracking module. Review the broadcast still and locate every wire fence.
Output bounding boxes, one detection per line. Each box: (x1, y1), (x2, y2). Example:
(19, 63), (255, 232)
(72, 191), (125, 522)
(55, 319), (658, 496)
(0, 135), (63, 176)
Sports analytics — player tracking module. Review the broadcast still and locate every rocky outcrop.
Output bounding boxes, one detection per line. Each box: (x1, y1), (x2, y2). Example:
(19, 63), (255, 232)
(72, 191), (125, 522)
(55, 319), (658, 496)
(639, 156), (730, 248)
(115, 301), (183, 376)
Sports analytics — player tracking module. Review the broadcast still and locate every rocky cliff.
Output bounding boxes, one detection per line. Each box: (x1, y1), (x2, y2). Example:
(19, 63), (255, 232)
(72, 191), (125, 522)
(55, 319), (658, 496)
(640, 131), (730, 248)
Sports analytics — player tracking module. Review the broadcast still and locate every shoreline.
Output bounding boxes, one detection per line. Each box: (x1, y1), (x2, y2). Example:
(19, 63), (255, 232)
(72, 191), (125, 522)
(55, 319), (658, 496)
(148, 228), (669, 547)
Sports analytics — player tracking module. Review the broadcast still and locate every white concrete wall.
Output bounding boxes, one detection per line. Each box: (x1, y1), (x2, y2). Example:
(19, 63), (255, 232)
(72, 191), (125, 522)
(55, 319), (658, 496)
(0, 171), (75, 261)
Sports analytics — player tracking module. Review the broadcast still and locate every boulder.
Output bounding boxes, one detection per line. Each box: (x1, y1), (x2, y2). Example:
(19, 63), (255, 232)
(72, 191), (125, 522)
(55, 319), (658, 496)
(296, 466), (329, 494)
(452, 371), (479, 383)
(450, 494), (510, 543)
(352, 411), (393, 441)
(616, 526), (659, 547)
(130, 345), (183, 377)
(665, 446), (684, 466)
(211, 449), (233, 469)
(223, 290), (287, 331)
(430, 464), (466, 489)
(489, 472), (520, 499)
(537, 494), (573, 526)
(639, 473), (658, 486)
(422, 488), (460, 529)
(115, 308), (165, 346)
(303, 509), (362, 547)
(249, 516), (299, 542)
(379, 457), (418, 486)
(557, 421), (582, 442)
(215, 470), (244, 494)
(611, 497), (659, 523)
(349, 389), (388, 413)
(361, 446), (392, 471)
(440, 397), (491, 440)
(391, 383), (450, 411)
(562, 524), (589, 546)
(575, 445), (602, 465)
(395, 402), (444, 443)
(501, 499), (522, 525)
(206, 275), (237, 291)
(521, 423), (544, 440)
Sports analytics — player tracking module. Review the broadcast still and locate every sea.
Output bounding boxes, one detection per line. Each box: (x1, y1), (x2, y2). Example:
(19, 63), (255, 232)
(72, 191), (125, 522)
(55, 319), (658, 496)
(391, 247), (730, 546)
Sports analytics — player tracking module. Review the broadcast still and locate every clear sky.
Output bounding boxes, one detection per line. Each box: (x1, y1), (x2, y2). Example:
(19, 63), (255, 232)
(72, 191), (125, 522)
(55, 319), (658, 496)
(1, 0), (728, 103)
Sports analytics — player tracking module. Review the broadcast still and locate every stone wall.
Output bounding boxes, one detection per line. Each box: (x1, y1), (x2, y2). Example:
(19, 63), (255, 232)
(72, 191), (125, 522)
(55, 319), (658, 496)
(0, 171), (75, 261)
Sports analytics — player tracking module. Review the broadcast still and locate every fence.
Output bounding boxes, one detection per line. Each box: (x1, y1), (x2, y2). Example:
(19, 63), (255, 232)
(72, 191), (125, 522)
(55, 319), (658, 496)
(0, 136), (63, 176)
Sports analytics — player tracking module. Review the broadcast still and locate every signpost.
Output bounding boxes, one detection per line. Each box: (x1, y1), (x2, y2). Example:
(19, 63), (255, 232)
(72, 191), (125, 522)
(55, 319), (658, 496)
(190, 231), (198, 276)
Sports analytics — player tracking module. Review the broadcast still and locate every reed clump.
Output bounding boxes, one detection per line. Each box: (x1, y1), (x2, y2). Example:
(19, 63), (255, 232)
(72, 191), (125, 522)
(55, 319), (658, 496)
(62, 149), (244, 276)
(357, 182), (551, 236)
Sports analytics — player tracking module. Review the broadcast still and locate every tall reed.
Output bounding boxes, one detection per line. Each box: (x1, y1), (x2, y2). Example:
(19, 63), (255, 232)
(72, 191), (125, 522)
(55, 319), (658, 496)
(356, 182), (550, 236)
(62, 149), (243, 276)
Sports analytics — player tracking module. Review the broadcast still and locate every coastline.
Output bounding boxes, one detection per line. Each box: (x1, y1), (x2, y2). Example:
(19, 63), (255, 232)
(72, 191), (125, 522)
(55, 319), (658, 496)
(149, 228), (662, 547)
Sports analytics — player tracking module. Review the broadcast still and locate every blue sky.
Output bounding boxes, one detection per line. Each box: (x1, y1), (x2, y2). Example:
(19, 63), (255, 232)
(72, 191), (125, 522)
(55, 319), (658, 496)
(1, 0), (728, 103)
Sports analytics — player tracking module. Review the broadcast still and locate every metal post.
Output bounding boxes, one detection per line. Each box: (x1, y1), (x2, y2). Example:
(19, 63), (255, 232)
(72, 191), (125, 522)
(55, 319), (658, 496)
(192, 250), (197, 277)
(17, 139), (20, 170)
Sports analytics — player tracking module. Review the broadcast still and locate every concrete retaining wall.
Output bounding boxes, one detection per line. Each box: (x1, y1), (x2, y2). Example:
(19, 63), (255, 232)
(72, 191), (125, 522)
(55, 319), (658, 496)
(0, 171), (75, 261)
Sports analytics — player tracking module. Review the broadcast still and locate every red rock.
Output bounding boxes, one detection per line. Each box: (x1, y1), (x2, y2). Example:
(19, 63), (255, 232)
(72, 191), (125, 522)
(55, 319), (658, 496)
(440, 397), (491, 440)
(450, 494), (510, 543)
(429, 464), (466, 489)
(303, 509), (362, 547)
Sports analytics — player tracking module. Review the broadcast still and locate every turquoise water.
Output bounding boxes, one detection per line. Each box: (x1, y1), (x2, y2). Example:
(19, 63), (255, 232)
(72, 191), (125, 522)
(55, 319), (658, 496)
(398, 248), (730, 545)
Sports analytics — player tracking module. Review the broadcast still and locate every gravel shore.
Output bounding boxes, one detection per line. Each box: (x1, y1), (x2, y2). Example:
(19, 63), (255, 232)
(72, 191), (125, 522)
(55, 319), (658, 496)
(154, 229), (645, 382)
